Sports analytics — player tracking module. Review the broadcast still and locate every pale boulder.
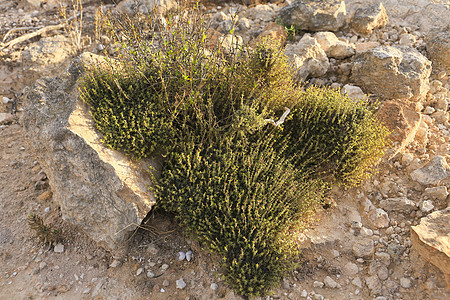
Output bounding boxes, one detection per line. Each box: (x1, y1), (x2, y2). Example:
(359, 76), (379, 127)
(279, 0), (346, 32)
(410, 156), (450, 185)
(314, 32), (355, 59)
(116, 0), (178, 14)
(22, 53), (157, 253)
(352, 46), (432, 101)
(426, 31), (450, 72)
(376, 100), (422, 158)
(342, 84), (365, 101)
(411, 208), (450, 285)
(379, 197), (416, 214)
(284, 34), (330, 82)
(350, 3), (389, 35)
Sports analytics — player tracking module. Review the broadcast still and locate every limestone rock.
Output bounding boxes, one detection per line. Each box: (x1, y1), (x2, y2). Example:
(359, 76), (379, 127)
(116, 0), (178, 14)
(352, 238), (375, 259)
(355, 41), (380, 54)
(411, 208), (450, 283)
(431, 110), (449, 125)
(253, 22), (287, 47)
(26, 0), (59, 9)
(350, 3), (389, 35)
(410, 156), (450, 185)
(424, 186), (449, 202)
(399, 33), (417, 47)
(324, 276), (339, 288)
(22, 53), (156, 253)
(420, 200), (434, 213)
(426, 31), (450, 71)
(376, 100), (421, 158)
(399, 277), (413, 289)
(346, 0), (450, 34)
(365, 274), (382, 295)
(247, 4), (276, 22)
(0, 113), (14, 125)
(279, 0), (346, 32)
(284, 34), (330, 82)
(379, 197), (416, 214)
(219, 34), (244, 54)
(342, 84), (365, 101)
(352, 46), (432, 101)
(314, 32), (355, 59)
(21, 35), (74, 81)
(368, 208), (390, 229)
(343, 262), (359, 275)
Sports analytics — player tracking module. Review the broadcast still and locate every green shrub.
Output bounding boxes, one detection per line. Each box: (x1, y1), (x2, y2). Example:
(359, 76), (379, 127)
(277, 86), (390, 186)
(80, 7), (389, 297)
(155, 135), (324, 296)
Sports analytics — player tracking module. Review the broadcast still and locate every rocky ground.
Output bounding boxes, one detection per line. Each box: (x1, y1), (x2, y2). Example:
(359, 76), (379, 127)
(0, 0), (449, 299)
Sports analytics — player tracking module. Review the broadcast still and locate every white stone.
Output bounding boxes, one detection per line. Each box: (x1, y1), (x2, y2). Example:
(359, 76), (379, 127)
(284, 34), (330, 82)
(343, 262), (359, 275)
(313, 280), (324, 288)
(332, 250), (340, 258)
(400, 277), (412, 288)
(54, 243), (64, 253)
(136, 268), (143, 276)
(420, 200), (434, 213)
(423, 106), (435, 115)
(186, 250), (192, 261)
(211, 283), (218, 291)
(410, 156), (450, 185)
(109, 260), (121, 268)
(176, 278), (186, 289)
(351, 277), (362, 288)
(399, 33), (417, 47)
(147, 271), (155, 278)
(368, 208), (390, 228)
(343, 84), (366, 101)
(177, 251), (186, 261)
(324, 276), (338, 288)
(401, 153), (414, 166)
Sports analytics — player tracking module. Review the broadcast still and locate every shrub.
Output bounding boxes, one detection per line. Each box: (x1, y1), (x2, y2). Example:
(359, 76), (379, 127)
(80, 7), (389, 297)
(277, 86), (390, 186)
(155, 134), (324, 296)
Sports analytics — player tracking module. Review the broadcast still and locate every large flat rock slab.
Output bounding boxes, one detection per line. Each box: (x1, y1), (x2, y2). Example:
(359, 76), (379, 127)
(411, 208), (450, 284)
(22, 53), (156, 253)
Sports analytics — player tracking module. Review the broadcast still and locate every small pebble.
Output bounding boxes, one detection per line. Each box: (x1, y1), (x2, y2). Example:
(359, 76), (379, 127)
(163, 280), (169, 287)
(301, 289), (308, 298)
(186, 250), (193, 261)
(313, 281), (324, 288)
(176, 278), (186, 289)
(177, 251), (186, 261)
(54, 243), (64, 253)
(400, 277), (412, 288)
(161, 264), (169, 271)
(109, 260), (121, 268)
(211, 283), (218, 291)
(147, 271), (155, 278)
(136, 268), (143, 276)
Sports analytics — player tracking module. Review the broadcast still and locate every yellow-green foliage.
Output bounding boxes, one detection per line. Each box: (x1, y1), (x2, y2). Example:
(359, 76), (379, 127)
(278, 86), (390, 186)
(80, 9), (389, 297)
